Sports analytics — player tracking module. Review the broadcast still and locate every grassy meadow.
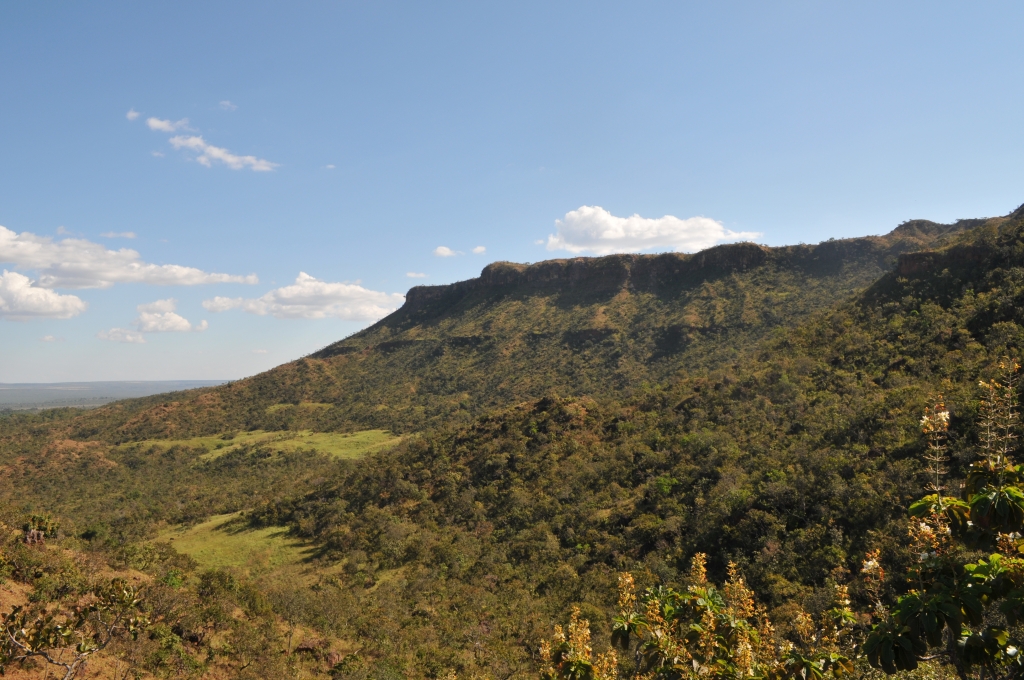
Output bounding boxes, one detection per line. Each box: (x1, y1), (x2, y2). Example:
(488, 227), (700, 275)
(157, 512), (314, 574)
(116, 427), (400, 460)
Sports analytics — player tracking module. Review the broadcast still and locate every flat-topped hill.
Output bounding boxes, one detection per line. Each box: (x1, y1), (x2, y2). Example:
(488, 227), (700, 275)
(320, 217), (973, 352)
(55, 215), (993, 442)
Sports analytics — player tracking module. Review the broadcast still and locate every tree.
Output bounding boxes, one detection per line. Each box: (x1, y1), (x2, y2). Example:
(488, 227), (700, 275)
(865, 360), (1024, 680)
(0, 578), (148, 680)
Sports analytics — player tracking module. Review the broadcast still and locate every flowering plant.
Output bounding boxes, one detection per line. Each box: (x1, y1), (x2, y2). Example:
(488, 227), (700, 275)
(866, 360), (1024, 680)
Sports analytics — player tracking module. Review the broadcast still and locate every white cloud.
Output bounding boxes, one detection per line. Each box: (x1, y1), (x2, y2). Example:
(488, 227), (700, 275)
(433, 246), (461, 257)
(41, 335), (57, 342)
(546, 206), (762, 255)
(56, 226), (70, 235)
(169, 135), (278, 172)
(406, 272), (427, 278)
(126, 109), (140, 121)
(0, 225), (258, 289)
(134, 298), (207, 332)
(151, 151), (164, 158)
(100, 231), (136, 239)
(202, 297), (242, 313)
(203, 272), (404, 320)
(147, 117), (190, 132)
(324, 164), (336, 169)
(98, 328), (145, 343)
(137, 299), (177, 314)
(219, 100), (238, 111)
(0, 270), (87, 321)
(472, 246), (486, 254)
(252, 349), (268, 354)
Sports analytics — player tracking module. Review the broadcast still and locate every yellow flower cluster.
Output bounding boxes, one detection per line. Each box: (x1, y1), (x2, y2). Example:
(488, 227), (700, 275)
(539, 606), (617, 680)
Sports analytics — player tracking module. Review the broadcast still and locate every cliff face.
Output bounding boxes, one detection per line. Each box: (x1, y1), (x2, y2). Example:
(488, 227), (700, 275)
(897, 246), (989, 277)
(403, 243), (773, 310)
(338, 219), (975, 343)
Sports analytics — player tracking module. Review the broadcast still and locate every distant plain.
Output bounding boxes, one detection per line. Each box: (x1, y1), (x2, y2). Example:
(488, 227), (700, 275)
(0, 380), (227, 410)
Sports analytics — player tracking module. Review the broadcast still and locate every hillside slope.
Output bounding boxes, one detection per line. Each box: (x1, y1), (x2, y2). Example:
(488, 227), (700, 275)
(65, 216), (987, 441)
(230, 205), (1024, 675)
(3, 208), (1024, 677)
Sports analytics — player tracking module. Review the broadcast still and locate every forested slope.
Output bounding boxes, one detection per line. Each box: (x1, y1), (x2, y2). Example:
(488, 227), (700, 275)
(57, 216), (981, 442)
(228, 205), (1024, 674)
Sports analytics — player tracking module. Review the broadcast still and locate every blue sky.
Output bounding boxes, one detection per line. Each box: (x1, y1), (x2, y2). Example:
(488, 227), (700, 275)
(2, 2), (1023, 382)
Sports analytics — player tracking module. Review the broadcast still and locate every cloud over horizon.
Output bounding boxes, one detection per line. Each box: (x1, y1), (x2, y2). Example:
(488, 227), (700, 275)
(0, 270), (87, 320)
(97, 328), (145, 343)
(203, 272), (404, 320)
(134, 298), (207, 333)
(546, 206), (761, 255)
(0, 225), (258, 289)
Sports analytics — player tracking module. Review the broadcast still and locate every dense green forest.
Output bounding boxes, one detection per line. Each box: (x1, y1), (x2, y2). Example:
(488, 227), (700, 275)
(4, 207), (1024, 678)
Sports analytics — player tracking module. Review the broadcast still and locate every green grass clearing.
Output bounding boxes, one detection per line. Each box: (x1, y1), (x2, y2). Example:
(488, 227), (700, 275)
(265, 402), (334, 414)
(157, 513), (313, 573)
(117, 428), (400, 460)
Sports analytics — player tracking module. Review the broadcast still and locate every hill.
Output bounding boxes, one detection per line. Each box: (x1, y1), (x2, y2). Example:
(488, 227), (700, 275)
(236, 205), (1024, 674)
(3, 208), (1023, 678)
(57, 216), (983, 442)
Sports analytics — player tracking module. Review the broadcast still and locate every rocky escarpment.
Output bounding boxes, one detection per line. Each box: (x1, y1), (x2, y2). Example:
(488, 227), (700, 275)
(313, 219), (979, 360)
(396, 222), (980, 317)
(401, 243), (771, 311)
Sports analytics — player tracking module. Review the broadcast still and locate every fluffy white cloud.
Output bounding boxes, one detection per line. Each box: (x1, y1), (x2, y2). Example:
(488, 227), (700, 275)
(434, 246), (461, 257)
(546, 206), (762, 255)
(98, 328), (145, 343)
(219, 100), (238, 111)
(203, 272), (404, 320)
(472, 246), (486, 254)
(100, 231), (136, 239)
(406, 272), (427, 278)
(169, 135), (278, 171)
(134, 299), (207, 332)
(126, 109), (140, 121)
(0, 271), (87, 320)
(147, 117), (190, 132)
(0, 225), (258, 289)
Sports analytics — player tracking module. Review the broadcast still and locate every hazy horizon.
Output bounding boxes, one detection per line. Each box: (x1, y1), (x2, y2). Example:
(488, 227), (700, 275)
(0, 380), (229, 409)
